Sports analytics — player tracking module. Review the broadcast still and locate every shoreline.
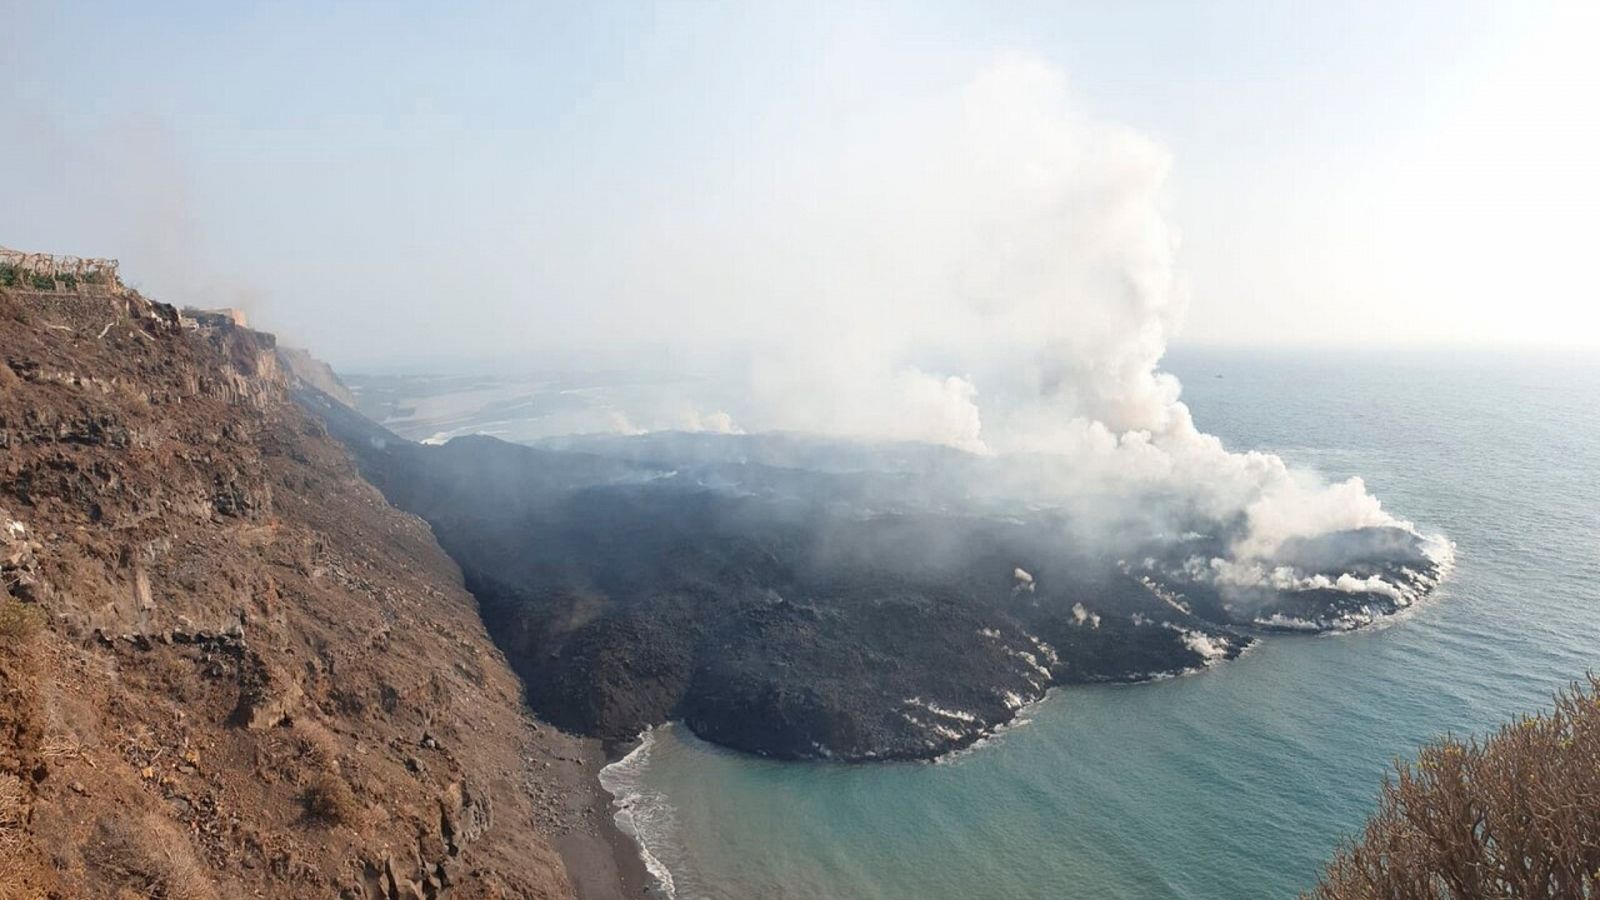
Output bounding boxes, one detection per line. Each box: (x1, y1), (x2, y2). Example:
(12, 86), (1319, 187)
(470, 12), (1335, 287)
(525, 719), (652, 898)
(557, 737), (654, 899)
(595, 737), (658, 897)
(537, 558), (1458, 897)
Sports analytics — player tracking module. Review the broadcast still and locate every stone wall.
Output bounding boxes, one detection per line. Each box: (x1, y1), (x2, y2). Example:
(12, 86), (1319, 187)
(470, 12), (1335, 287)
(0, 246), (122, 292)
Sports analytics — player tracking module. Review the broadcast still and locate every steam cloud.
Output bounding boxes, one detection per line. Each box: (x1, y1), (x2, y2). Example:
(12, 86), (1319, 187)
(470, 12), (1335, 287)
(657, 56), (1432, 566)
(0, 31), (1444, 587)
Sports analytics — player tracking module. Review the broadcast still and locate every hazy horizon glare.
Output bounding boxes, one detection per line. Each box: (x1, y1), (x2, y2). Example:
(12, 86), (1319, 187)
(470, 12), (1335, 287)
(3, 0), (1598, 368)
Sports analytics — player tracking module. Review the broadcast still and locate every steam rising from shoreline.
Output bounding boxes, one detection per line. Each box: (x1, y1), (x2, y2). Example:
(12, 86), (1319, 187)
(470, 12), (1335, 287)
(657, 56), (1434, 565)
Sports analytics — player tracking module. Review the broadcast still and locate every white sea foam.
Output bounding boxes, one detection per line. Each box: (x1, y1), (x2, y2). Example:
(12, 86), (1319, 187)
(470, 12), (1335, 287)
(933, 694), (1049, 765)
(597, 727), (679, 899)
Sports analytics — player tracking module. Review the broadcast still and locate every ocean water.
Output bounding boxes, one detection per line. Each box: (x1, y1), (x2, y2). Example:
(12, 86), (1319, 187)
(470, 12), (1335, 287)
(601, 348), (1600, 900)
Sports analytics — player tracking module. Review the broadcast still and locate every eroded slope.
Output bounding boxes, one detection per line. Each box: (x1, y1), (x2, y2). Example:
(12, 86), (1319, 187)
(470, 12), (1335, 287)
(0, 289), (573, 899)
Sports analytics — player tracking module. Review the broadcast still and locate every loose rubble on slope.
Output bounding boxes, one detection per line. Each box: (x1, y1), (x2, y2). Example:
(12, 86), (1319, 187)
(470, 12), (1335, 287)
(0, 287), (610, 899)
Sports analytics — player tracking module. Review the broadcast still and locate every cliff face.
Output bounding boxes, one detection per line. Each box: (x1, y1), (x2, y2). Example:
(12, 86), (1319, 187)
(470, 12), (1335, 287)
(279, 344), (359, 408)
(0, 289), (573, 899)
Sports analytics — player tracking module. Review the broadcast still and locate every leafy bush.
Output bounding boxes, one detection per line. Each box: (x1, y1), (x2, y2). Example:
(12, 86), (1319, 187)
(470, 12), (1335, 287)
(0, 599), (44, 641)
(1309, 676), (1600, 899)
(0, 264), (18, 288)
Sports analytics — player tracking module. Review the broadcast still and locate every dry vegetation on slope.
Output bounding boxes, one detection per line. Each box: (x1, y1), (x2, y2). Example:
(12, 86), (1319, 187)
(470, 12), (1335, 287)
(0, 287), (574, 898)
(1310, 676), (1600, 899)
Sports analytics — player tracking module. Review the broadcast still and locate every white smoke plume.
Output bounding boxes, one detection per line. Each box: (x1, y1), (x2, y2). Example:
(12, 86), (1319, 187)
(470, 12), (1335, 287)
(682, 55), (1425, 564)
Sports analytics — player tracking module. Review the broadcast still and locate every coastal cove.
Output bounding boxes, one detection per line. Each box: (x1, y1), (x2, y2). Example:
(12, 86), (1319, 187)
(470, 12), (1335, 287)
(598, 348), (1600, 899)
(8, 8), (1599, 899)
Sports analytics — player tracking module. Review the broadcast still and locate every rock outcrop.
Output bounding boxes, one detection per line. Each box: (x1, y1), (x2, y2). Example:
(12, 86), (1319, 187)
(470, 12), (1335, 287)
(279, 344), (359, 408)
(0, 288), (574, 898)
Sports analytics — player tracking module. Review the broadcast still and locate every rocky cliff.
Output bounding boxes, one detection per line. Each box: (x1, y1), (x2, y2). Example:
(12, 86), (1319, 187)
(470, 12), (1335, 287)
(0, 288), (576, 899)
(279, 344), (359, 409)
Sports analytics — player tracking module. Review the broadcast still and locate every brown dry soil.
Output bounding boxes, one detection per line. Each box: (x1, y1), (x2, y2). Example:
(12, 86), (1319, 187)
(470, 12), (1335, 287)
(0, 289), (644, 899)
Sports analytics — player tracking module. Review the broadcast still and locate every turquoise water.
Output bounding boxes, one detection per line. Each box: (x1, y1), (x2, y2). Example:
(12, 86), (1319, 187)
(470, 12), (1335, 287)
(602, 348), (1600, 899)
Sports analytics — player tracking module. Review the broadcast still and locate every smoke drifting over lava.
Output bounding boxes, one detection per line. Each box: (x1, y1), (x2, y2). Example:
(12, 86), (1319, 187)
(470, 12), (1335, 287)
(564, 56), (1446, 586)
(301, 54), (1452, 764)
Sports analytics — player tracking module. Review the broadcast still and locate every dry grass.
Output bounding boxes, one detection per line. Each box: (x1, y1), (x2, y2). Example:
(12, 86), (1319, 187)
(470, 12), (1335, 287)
(292, 719), (341, 773)
(0, 598), (45, 641)
(1309, 675), (1600, 899)
(0, 773), (23, 829)
(85, 814), (218, 900)
(0, 772), (25, 860)
(301, 773), (359, 826)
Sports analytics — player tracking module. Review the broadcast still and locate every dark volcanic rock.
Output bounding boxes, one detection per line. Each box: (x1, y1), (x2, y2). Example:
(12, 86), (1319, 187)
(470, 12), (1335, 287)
(302, 392), (1445, 762)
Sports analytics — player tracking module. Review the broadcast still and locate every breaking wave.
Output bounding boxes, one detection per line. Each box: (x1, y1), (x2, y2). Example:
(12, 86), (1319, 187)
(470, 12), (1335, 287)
(597, 728), (680, 899)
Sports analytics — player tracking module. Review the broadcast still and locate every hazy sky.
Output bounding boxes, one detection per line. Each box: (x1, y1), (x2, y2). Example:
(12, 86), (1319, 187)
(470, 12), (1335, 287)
(3, 0), (1598, 365)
